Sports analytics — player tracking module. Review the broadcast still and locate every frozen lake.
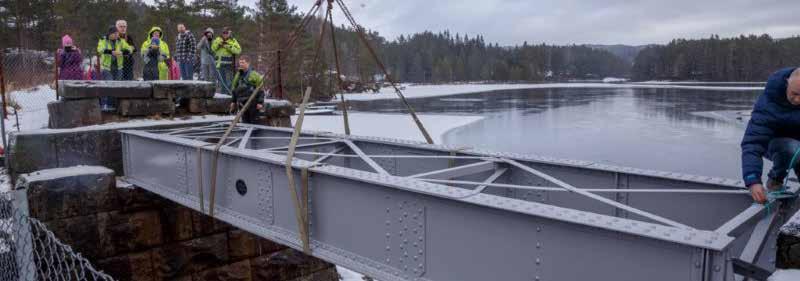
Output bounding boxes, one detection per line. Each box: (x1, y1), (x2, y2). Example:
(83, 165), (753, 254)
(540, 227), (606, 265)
(348, 86), (762, 180)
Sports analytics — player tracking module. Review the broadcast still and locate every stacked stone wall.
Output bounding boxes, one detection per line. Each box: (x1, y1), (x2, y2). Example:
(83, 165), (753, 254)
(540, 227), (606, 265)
(18, 166), (338, 281)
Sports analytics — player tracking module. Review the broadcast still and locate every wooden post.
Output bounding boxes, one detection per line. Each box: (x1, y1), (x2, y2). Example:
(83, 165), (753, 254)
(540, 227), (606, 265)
(0, 51), (7, 119)
(54, 50), (59, 100)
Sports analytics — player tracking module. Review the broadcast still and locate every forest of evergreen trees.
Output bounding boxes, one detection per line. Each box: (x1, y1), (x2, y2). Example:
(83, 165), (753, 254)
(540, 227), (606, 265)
(2, 0), (796, 92)
(0, 0), (630, 94)
(631, 35), (800, 81)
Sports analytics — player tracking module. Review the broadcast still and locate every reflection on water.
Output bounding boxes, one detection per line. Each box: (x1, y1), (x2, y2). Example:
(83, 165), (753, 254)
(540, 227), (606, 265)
(348, 87), (762, 179)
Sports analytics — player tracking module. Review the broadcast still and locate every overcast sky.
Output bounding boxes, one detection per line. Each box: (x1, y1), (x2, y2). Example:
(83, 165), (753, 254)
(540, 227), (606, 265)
(236, 0), (799, 46)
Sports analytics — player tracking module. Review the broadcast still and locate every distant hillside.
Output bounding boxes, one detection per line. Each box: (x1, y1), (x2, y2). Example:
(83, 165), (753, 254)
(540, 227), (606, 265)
(586, 44), (648, 64)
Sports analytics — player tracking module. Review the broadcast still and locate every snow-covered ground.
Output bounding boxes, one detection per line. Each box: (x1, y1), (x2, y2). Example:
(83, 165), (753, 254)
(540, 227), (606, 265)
(2, 85), (57, 134)
(293, 112), (483, 144)
(335, 82), (763, 102)
(770, 269), (800, 281)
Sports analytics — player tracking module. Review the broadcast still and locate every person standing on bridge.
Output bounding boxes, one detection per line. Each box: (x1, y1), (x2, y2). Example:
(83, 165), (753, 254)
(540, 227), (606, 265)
(197, 28), (216, 84)
(141, 26), (171, 81)
(97, 26), (133, 111)
(116, 20), (136, 80)
(57, 35), (83, 80)
(742, 67), (800, 203)
(229, 55), (265, 124)
(174, 23), (196, 80)
(212, 27), (241, 94)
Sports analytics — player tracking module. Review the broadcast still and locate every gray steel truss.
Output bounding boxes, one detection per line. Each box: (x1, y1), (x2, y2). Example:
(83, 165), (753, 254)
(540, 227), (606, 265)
(120, 122), (799, 281)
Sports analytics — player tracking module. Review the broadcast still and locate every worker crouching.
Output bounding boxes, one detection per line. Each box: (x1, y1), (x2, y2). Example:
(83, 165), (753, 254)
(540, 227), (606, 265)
(229, 55), (265, 124)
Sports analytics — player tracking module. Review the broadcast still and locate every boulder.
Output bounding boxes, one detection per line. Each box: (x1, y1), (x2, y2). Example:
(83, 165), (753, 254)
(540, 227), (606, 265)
(118, 99), (175, 117)
(59, 80), (153, 99)
(47, 99), (102, 129)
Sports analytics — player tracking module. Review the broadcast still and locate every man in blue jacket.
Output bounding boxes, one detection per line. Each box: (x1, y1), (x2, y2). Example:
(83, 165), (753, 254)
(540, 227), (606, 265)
(741, 67), (800, 203)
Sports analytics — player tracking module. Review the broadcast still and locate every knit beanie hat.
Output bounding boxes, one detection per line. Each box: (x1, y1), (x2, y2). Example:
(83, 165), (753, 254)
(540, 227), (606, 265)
(62, 35), (73, 47)
(107, 25), (118, 36)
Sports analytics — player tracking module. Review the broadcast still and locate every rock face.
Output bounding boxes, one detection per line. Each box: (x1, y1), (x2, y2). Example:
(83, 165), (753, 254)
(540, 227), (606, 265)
(17, 165), (338, 281)
(47, 99), (103, 129)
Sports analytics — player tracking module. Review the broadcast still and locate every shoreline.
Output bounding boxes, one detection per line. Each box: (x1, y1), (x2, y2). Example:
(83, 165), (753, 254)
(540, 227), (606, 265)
(335, 82), (763, 102)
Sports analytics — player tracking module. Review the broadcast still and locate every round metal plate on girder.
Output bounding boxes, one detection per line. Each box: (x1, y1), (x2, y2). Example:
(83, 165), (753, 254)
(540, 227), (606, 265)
(236, 179), (247, 196)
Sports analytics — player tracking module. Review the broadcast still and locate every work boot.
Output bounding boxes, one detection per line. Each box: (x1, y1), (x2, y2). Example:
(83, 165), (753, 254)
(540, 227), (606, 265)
(767, 178), (784, 191)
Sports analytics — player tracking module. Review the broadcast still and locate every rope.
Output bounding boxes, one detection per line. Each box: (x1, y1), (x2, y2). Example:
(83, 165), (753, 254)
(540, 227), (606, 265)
(327, 1), (351, 136)
(759, 146), (800, 217)
(282, 0), (328, 254)
(335, 0), (435, 144)
(213, 64), (233, 95)
(205, 0), (324, 217)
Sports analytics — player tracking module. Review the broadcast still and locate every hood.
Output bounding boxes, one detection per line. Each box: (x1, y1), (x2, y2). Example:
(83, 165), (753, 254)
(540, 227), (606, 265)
(148, 26), (163, 38)
(61, 35), (73, 47)
(764, 67), (798, 108)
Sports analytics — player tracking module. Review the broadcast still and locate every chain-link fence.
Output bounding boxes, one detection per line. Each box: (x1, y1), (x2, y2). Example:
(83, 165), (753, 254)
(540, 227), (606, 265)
(0, 192), (115, 281)
(0, 49), (61, 140)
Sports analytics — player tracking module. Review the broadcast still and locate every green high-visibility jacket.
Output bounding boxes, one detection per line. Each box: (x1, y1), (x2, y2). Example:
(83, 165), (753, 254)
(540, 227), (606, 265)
(140, 27), (171, 80)
(96, 38), (133, 71)
(211, 37), (242, 68)
(231, 68), (265, 100)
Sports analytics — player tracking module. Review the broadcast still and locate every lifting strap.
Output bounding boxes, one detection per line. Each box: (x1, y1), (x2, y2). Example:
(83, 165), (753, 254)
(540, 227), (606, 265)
(282, 1), (329, 254)
(327, 2), (351, 136)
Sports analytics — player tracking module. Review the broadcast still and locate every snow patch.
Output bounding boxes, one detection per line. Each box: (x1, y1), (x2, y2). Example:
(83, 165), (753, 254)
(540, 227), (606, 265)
(19, 115), (233, 135)
(337, 266), (370, 281)
(769, 269), (800, 281)
(602, 77), (628, 83)
(19, 165), (113, 183)
(0, 168), (10, 193)
(294, 112), (484, 144)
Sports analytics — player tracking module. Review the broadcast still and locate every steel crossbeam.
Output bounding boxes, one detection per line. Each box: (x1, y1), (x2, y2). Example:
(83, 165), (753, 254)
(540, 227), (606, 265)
(120, 122), (799, 281)
(409, 161), (497, 179)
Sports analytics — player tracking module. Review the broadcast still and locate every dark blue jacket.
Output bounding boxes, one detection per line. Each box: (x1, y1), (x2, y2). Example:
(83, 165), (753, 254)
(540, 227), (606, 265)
(741, 67), (800, 186)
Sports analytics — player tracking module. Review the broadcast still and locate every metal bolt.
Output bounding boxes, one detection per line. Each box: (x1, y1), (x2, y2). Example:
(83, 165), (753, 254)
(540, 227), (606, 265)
(714, 265), (720, 272)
